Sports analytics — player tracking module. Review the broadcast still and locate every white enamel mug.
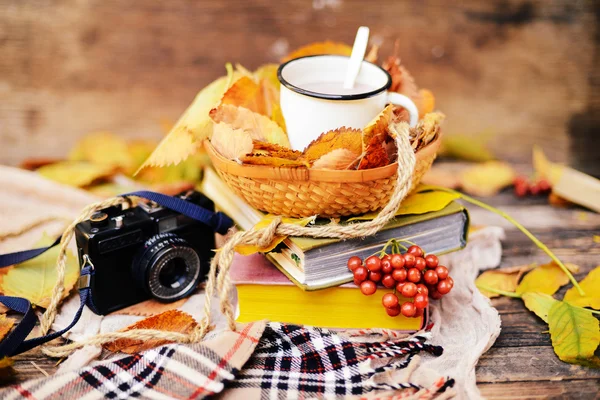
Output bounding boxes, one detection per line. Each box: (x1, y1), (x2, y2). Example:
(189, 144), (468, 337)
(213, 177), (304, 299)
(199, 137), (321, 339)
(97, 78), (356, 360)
(278, 55), (419, 151)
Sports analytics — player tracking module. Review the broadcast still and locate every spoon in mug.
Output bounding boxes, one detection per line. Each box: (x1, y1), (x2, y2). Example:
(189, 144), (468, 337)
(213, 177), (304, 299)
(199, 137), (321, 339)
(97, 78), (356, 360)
(343, 26), (370, 90)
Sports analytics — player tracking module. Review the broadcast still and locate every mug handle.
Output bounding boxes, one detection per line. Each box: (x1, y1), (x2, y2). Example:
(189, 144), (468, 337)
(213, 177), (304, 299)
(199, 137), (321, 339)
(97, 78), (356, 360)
(386, 92), (419, 127)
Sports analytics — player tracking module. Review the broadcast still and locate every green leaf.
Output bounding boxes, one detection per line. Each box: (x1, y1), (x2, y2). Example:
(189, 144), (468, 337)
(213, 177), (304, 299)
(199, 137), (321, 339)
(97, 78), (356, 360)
(548, 301), (600, 367)
(516, 262), (575, 296)
(564, 266), (600, 310)
(521, 292), (558, 323)
(0, 233), (79, 308)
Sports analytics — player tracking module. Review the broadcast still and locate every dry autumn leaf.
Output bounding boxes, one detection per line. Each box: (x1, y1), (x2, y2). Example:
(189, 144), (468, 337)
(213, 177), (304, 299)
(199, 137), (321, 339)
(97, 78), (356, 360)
(37, 161), (116, 187)
(111, 298), (189, 317)
(236, 215), (315, 255)
(69, 132), (133, 171)
(0, 357), (14, 383)
(0, 315), (15, 342)
(312, 148), (360, 170)
(282, 41), (352, 63)
(211, 122), (254, 162)
(239, 155), (309, 168)
(420, 166), (462, 189)
(439, 134), (496, 162)
(564, 266), (600, 309)
(103, 310), (197, 354)
(460, 161), (516, 197)
(548, 301), (600, 367)
(516, 262), (579, 296)
(476, 264), (536, 298)
(417, 89), (435, 117)
(382, 56), (419, 101)
(348, 190), (461, 221)
(210, 104), (290, 148)
(302, 127), (362, 163)
(137, 67), (241, 171)
(0, 233), (79, 308)
(250, 141), (302, 160)
(358, 105), (394, 169)
(521, 292), (558, 323)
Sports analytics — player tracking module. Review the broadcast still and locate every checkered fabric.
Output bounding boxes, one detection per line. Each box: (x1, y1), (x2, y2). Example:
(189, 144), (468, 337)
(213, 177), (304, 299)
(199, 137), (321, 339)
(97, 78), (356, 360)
(0, 321), (265, 400)
(0, 322), (451, 399)
(222, 323), (453, 399)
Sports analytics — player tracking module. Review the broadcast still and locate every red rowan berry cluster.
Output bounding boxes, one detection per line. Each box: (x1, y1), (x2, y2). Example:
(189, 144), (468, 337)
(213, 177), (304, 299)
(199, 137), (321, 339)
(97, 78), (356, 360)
(347, 240), (453, 318)
(514, 176), (551, 198)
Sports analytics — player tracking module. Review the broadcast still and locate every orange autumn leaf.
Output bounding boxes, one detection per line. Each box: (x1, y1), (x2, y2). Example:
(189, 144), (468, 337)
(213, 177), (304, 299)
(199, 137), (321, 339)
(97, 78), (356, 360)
(312, 148), (360, 170)
(251, 141), (302, 160)
(282, 41), (352, 63)
(0, 315), (15, 342)
(361, 105), (393, 153)
(103, 310), (197, 354)
(382, 56), (419, 101)
(240, 154), (309, 168)
(417, 89), (435, 117)
(302, 127), (362, 163)
(220, 76), (268, 115)
(111, 298), (189, 317)
(357, 140), (389, 169)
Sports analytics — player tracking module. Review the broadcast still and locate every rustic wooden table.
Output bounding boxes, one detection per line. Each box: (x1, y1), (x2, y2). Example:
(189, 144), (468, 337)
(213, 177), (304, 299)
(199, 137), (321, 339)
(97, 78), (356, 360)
(4, 186), (600, 398)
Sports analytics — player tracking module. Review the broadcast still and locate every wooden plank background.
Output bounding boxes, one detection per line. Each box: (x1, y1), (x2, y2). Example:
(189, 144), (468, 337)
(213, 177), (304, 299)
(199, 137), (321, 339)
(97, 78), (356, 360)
(1, 0), (599, 174)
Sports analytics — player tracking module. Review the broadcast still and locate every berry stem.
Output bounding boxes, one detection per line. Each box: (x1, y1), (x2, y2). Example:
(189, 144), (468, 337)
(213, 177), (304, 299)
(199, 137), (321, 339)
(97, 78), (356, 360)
(399, 239), (417, 246)
(424, 186), (585, 296)
(476, 284), (521, 298)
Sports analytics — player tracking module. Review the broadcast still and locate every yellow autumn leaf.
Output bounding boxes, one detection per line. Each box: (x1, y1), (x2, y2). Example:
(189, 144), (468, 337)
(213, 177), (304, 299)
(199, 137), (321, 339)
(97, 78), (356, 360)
(521, 292), (558, 323)
(0, 233), (79, 308)
(127, 140), (158, 175)
(37, 161), (116, 187)
(548, 301), (600, 367)
(516, 262), (578, 296)
(476, 264), (536, 298)
(348, 190), (460, 221)
(211, 122), (254, 161)
(532, 145), (562, 185)
(564, 266), (600, 309)
(254, 64), (280, 90)
(460, 161), (516, 197)
(210, 104), (290, 148)
(0, 315), (15, 342)
(69, 132), (133, 171)
(0, 357), (14, 383)
(137, 67), (241, 171)
(236, 215), (315, 255)
(439, 134), (496, 162)
(282, 41), (352, 63)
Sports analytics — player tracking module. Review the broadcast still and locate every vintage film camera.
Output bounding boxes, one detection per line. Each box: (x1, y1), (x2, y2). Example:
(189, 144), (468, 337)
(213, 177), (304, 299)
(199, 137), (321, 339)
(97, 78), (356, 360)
(75, 191), (217, 315)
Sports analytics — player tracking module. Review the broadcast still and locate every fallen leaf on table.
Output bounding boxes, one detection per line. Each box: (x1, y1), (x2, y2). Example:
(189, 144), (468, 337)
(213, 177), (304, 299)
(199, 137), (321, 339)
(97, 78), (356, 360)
(69, 132), (133, 171)
(532, 145), (561, 184)
(302, 127), (362, 163)
(112, 298), (189, 317)
(564, 266), (600, 309)
(594, 236), (600, 244)
(312, 148), (360, 170)
(37, 161), (115, 187)
(476, 264), (536, 298)
(210, 122), (254, 162)
(548, 301), (600, 367)
(548, 193), (572, 208)
(19, 158), (63, 171)
(282, 41), (352, 62)
(439, 134), (496, 162)
(516, 262), (578, 296)
(236, 215), (315, 255)
(459, 161), (516, 197)
(137, 67), (241, 171)
(210, 104), (290, 148)
(348, 190), (460, 221)
(0, 233), (79, 308)
(103, 310), (197, 354)
(0, 315), (15, 341)
(521, 292), (558, 323)
(0, 357), (14, 383)
(420, 166), (462, 189)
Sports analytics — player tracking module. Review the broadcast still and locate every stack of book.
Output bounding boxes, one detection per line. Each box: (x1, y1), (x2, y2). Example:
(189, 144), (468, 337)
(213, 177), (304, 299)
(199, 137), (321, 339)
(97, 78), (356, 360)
(202, 168), (469, 331)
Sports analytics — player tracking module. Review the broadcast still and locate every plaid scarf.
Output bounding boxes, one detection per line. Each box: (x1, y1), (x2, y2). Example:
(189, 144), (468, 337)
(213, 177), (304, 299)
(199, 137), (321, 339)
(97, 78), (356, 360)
(0, 322), (452, 399)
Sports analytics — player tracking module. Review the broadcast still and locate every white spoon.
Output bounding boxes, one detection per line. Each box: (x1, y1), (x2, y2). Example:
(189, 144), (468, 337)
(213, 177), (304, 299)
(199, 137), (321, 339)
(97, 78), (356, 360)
(343, 26), (370, 90)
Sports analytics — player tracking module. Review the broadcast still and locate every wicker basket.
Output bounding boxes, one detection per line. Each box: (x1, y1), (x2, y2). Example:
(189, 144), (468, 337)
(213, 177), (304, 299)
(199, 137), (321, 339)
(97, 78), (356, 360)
(204, 135), (441, 218)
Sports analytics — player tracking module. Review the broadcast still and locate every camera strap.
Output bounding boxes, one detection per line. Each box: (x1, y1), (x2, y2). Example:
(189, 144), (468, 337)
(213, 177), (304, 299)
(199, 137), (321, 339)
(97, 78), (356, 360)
(0, 190), (234, 357)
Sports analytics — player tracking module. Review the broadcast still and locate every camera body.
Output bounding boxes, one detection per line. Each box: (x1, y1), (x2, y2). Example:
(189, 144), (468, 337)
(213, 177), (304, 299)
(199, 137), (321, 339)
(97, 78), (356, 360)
(75, 191), (216, 315)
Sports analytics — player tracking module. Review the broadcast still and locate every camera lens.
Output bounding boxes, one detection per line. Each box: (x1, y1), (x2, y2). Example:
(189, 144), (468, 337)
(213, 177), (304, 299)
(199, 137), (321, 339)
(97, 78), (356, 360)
(132, 233), (202, 301)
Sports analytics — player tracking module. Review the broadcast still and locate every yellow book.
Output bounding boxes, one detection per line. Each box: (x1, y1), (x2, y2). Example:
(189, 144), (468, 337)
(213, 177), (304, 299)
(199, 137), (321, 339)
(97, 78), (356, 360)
(232, 253), (426, 331)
